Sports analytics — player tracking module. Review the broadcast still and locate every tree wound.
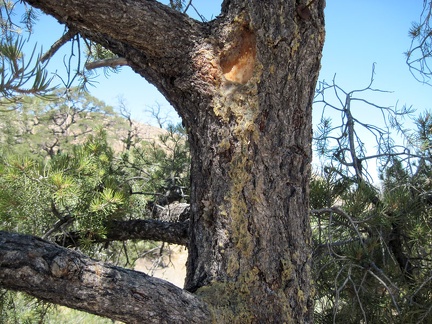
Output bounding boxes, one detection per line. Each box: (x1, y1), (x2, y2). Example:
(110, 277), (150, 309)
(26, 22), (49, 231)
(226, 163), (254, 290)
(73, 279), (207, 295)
(220, 28), (256, 84)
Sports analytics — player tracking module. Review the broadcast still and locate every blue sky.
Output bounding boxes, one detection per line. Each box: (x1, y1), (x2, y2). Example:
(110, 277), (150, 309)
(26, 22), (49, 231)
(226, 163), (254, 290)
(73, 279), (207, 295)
(99, 1), (431, 125)
(318, 1), (431, 119)
(22, 1), (432, 179)
(30, 1), (431, 124)
(314, 1), (432, 179)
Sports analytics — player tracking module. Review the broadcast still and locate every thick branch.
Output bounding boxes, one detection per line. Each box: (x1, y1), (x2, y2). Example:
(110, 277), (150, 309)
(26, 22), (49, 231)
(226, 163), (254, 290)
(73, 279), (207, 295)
(388, 222), (415, 281)
(23, 0), (213, 122)
(24, 0), (201, 65)
(55, 219), (189, 247)
(0, 231), (210, 323)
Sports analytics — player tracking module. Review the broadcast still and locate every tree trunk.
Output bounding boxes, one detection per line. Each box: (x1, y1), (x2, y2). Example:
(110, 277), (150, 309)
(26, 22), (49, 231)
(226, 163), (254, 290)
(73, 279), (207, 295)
(183, 3), (325, 322)
(5, 0), (325, 322)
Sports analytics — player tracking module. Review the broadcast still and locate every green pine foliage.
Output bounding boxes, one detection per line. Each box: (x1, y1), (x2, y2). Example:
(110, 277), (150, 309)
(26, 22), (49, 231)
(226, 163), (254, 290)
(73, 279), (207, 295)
(0, 88), (124, 157)
(0, 89), (190, 322)
(0, 88), (190, 245)
(0, 1), (55, 104)
(312, 98), (432, 322)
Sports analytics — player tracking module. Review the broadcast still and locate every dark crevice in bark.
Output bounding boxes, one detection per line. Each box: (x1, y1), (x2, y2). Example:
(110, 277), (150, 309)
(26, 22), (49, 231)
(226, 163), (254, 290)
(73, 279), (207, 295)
(12, 0), (326, 322)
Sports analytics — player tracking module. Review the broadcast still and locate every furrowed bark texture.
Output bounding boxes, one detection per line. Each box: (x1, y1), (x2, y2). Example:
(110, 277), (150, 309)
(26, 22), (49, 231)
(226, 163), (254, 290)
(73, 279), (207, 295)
(0, 231), (210, 323)
(15, 0), (326, 322)
(54, 219), (189, 247)
(182, 2), (325, 322)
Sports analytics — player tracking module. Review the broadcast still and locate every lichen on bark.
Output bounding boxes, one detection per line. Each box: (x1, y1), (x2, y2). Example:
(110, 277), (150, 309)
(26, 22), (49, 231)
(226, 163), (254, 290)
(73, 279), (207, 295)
(1, 0), (326, 322)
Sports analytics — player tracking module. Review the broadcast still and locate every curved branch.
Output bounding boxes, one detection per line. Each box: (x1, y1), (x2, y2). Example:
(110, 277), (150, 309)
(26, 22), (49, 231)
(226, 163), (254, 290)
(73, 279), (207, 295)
(23, 0), (216, 123)
(0, 231), (210, 323)
(24, 0), (202, 65)
(40, 28), (78, 63)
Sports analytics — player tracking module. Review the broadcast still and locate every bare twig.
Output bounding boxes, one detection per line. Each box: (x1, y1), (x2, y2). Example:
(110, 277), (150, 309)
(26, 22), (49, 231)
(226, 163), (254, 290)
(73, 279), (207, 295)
(367, 268), (401, 315)
(85, 57), (128, 70)
(42, 215), (73, 240)
(41, 29), (78, 63)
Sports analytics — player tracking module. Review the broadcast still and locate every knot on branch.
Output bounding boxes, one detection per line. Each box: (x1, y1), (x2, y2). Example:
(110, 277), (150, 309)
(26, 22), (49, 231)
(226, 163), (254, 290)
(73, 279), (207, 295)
(50, 253), (81, 279)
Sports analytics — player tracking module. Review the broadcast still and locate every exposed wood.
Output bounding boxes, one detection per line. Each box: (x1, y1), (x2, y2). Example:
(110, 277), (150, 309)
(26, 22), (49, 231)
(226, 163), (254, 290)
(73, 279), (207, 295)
(10, 0), (327, 321)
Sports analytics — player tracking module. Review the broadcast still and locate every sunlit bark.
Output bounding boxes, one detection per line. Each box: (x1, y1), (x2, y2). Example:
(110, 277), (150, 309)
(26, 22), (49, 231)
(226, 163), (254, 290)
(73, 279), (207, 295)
(2, 0), (326, 321)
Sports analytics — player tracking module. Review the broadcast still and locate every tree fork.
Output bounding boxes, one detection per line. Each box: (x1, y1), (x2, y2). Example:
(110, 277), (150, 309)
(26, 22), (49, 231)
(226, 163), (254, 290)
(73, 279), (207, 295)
(13, 0), (326, 322)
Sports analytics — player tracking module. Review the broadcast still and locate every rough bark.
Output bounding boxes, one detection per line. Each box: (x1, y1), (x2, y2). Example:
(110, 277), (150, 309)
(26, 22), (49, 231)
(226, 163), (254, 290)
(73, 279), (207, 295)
(152, 202), (191, 222)
(0, 231), (210, 323)
(6, 0), (326, 322)
(182, 2), (325, 322)
(54, 219), (189, 247)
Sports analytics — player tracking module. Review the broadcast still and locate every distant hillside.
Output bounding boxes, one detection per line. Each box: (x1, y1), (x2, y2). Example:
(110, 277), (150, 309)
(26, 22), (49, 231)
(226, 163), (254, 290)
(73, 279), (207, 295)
(0, 90), (169, 156)
(107, 120), (168, 153)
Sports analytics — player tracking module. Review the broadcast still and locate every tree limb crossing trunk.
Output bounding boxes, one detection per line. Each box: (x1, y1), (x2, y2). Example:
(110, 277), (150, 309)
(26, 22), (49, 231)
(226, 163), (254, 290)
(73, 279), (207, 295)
(7, 0), (326, 322)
